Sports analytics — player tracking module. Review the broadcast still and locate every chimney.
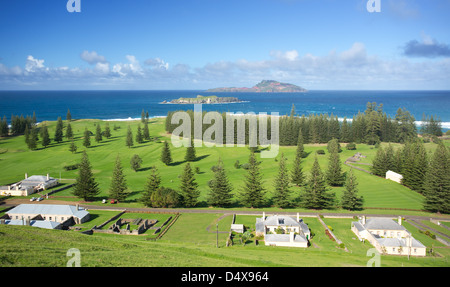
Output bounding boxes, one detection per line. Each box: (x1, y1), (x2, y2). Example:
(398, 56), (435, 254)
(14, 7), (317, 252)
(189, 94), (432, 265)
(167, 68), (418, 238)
(297, 213), (300, 222)
(47, 174), (49, 180)
(76, 204), (79, 210)
(262, 212), (265, 221)
(290, 232), (295, 243)
(25, 173), (28, 179)
(361, 216), (366, 225)
(398, 216), (402, 226)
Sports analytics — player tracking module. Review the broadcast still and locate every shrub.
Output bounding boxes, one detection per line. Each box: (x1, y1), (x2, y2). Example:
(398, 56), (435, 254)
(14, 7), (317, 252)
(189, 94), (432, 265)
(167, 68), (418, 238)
(234, 160), (240, 169)
(316, 149), (325, 155)
(346, 143), (356, 150)
(63, 164), (79, 171)
(241, 163), (250, 170)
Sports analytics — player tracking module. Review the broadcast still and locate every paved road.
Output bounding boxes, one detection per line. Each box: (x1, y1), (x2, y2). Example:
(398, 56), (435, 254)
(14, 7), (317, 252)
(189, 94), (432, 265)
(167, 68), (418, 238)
(3, 198), (450, 222)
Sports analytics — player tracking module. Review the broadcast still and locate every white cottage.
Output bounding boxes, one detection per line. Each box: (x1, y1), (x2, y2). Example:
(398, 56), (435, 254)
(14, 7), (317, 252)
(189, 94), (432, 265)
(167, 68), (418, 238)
(386, 170), (403, 184)
(256, 213), (310, 248)
(352, 216), (426, 256)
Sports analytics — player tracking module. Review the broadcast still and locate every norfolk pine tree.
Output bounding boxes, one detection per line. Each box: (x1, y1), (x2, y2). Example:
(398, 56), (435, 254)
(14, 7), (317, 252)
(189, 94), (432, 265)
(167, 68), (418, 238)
(179, 162), (199, 207)
(423, 143), (450, 213)
(185, 138), (196, 162)
(95, 124), (102, 143)
(109, 155), (128, 202)
(41, 125), (51, 148)
(126, 125), (134, 148)
(291, 128), (305, 186)
(341, 168), (364, 210)
(161, 141), (172, 165)
(207, 158), (233, 207)
(240, 151), (266, 208)
(65, 122), (73, 140)
(140, 166), (161, 207)
(302, 156), (335, 209)
(326, 138), (345, 186)
(72, 151), (100, 201)
(54, 116), (64, 143)
(83, 128), (91, 148)
(273, 153), (292, 208)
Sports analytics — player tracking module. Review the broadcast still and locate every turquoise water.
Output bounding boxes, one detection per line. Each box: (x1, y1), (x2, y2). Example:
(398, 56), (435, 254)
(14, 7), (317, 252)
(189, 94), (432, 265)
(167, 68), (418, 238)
(0, 90), (448, 128)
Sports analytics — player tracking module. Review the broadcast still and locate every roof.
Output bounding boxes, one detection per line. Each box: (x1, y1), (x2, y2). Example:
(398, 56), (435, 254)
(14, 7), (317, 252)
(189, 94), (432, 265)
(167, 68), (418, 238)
(377, 237), (426, 248)
(7, 204), (89, 219)
(352, 221), (366, 232)
(4, 219), (61, 229)
(263, 215), (300, 227)
(265, 233), (307, 243)
(20, 175), (58, 187)
(364, 218), (406, 231)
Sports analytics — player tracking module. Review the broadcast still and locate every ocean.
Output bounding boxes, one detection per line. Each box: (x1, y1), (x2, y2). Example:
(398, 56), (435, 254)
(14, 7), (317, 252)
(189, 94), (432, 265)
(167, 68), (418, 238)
(0, 90), (449, 129)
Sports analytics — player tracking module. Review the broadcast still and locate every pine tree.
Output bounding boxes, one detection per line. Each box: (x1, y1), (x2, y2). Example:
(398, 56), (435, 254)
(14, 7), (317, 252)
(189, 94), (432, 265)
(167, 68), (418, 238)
(65, 122), (73, 140)
(66, 109), (72, 122)
(126, 125), (134, 148)
(41, 125), (51, 148)
(179, 162), (199, 207)
(240, 151), (266, 208)
(54, 116), (64, 143)
(140, 166), (161, 207)
(341, 168), (364, 210)
(24, 125), (30, 147)
(371, 146), (386, 176)
(130, 154), (143, 172)
(104, 122), (111, 138)
(207, 158), (234, 207)
(423, 143), (450, 213)
(273, 153), (292, 208)
(109, 155), (128, 202)
(302, 156), (335, 209)
(291, 128), (305, 186)
(161, 141), (172, 165)
(141, 109), (146, 124)
(185, 138), (196, 162)
(143, 122), (150, 141)
(83, 128), (91, 148)
(326, 139), (345, 186)
(95, 124), (102, 143)
(69, 139), (78, 154)
(135, 124), (143, 144)
(72, 151), (100, 201)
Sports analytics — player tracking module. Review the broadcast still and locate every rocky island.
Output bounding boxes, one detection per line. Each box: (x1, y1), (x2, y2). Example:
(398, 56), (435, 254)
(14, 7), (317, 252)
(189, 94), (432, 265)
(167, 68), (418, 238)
(206, 80), (307, 93)
(164, 95), (242, 104)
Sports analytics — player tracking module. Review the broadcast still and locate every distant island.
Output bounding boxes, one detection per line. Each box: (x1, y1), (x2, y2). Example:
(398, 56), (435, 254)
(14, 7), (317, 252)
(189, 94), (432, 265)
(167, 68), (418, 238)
(206, 80), (307, 93)
(163, 95), (242, 104)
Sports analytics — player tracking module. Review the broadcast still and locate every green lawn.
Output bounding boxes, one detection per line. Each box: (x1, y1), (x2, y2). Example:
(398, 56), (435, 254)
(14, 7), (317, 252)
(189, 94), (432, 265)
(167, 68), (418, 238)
(2, 212), (448, 267)
(0, 118), (440, 213)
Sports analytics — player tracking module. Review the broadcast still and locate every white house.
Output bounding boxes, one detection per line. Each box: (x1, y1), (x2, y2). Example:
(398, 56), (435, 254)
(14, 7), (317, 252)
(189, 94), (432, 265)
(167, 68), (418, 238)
(386, 170), (403, 184)
(256, 213), (310, 248)
(0, 174), (59, 196)
(352, 216), (426, 256)
(4, 204), (90, 226)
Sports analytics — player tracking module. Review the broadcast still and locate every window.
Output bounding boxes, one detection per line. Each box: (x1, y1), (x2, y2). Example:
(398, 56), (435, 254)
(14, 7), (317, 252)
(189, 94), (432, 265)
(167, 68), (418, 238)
(392, 248), (396, 252)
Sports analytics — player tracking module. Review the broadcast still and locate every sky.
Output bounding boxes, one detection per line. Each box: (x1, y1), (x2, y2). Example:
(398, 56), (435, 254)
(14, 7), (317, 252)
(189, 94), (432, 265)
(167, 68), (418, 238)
(0, 0), (449, 90)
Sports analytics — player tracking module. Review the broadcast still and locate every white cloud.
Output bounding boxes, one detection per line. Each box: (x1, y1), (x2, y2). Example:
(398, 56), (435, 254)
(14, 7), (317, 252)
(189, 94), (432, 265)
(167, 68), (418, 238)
(1, 46), (449, 90)
(145, 57), (169, 70)
(25, 55), (46, 72)
(80, 50), (107, 65)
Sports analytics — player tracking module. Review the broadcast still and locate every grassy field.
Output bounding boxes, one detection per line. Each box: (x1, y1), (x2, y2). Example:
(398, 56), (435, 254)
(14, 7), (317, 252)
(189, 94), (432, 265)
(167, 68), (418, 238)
(0, 117), (442, 212)
(0, 117), (449, 267)
(1, 212), (449, 267)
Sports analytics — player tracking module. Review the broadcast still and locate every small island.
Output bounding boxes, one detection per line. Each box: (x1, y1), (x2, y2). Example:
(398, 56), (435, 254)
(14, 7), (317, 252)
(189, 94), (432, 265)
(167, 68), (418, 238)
(206, 80), (307, 93)
(163, 95), (242, 104)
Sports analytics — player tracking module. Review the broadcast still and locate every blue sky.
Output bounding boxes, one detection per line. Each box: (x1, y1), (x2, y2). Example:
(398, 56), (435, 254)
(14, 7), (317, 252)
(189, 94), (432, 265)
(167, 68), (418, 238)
(0, 0), (449, 90)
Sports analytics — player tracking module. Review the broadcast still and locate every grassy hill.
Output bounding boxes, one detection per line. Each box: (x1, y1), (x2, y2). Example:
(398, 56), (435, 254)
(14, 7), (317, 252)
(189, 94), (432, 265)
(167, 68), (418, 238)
(0, 117), (444, 213)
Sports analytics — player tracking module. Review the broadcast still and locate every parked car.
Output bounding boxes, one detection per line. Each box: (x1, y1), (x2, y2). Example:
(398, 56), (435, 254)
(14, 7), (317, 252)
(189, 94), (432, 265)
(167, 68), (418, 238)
(110, 199), (117, 204)
(30, 197), (36, 201)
